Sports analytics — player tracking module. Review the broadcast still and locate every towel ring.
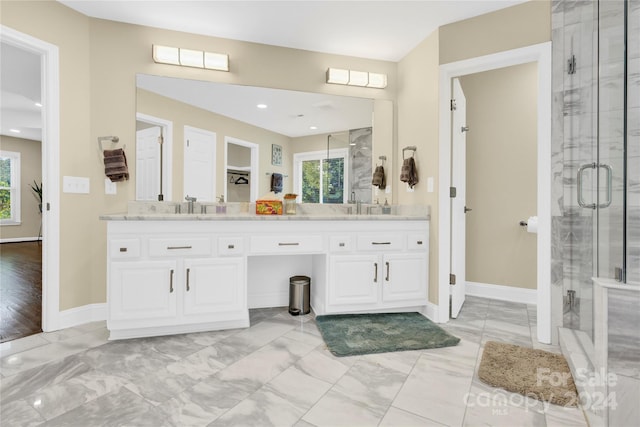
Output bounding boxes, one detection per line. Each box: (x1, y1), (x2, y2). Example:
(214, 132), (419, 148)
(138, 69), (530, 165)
(98, 136), (123, 152)
(402, 146), (417, 159)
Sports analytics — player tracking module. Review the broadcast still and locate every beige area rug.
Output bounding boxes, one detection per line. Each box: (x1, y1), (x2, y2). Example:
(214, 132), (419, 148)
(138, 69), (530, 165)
(478, 341), (578, 407)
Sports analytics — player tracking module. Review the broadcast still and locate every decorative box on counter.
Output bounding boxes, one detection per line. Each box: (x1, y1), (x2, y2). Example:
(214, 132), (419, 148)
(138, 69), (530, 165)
(256, 199), (283, 215)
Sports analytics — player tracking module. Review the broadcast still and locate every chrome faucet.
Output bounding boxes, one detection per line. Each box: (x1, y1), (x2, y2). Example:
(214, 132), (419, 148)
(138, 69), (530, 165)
(185, 195), (197, 214)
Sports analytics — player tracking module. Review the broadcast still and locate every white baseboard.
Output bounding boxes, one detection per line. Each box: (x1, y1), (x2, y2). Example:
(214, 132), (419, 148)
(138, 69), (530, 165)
(421, 301), (442, 323)
(466, 281), (537, 305)
(0, 237), (40, 243)
(58, 303), (107, 330)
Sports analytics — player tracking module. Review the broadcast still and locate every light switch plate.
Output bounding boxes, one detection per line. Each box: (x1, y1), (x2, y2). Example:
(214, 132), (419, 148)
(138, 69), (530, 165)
(105, 178), (117, 195)
(427, 177), (434, 193)
(63, 176), (90, 194)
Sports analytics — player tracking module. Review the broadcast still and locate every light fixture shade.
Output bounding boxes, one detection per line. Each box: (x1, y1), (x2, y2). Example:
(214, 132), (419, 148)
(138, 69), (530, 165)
(326, 68), (349, 85)
(152, 45), (180, 65)
(204, 52), (229, 71)
(367, 73), (388, 88)
(179, 48), (204, 68)
(348, 70), (369, 87)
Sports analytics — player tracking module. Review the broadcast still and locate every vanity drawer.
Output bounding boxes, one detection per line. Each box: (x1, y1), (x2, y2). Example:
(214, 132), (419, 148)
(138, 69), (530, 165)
(110, 239), (141, 259)
(148, 237), (212, 257)
(218, 237), (244, 256)
(330, 235), (353, 252)
(356, 234), (404, 251)
(407, 233), (428, 251)
(250, 235), (323, 254)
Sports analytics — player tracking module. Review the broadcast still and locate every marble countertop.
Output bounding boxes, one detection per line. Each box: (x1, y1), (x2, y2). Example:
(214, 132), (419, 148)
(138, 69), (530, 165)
(100, 201), (430, 221)
(99, 213), (429, 221)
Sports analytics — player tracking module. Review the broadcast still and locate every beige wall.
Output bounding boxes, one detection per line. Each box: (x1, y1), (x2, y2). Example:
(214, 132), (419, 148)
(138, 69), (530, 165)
(439, 0), (551, 64)
(460, 62), (538, 289)
(0, 136), (42, 240)
(397, 31), (440, 302)
(137, 89), (293, 199)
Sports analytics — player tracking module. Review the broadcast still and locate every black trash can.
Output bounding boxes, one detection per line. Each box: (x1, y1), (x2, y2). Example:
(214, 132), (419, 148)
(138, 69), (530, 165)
(288, 275), (310, 315)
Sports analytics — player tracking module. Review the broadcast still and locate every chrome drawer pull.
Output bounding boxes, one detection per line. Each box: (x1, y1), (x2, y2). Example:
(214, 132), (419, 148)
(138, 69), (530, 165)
(169, 269), (174, 293)
(417, 241), (423, 245)
(278, 242), (300, 246)
(228, 244), (235, 249)
(167, 245), (192, 250)
(339, 242), (345, 247)
(374, 263), (378, 283)
(385, 262), (390, 282)
(119, 248), (127, 252)
(372, 242), (391, 245)
(186, 268), (190, 292)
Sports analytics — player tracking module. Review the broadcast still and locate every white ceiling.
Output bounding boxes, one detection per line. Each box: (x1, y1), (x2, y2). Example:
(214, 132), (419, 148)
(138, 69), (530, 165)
(2, 0), (527, 141)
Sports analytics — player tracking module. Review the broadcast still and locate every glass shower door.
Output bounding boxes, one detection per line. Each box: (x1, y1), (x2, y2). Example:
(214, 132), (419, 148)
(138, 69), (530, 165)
(597, 0), (627, 282)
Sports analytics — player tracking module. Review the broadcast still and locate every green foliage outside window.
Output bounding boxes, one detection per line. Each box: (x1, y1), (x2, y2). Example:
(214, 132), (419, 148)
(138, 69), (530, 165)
(0, 158), (12, 219)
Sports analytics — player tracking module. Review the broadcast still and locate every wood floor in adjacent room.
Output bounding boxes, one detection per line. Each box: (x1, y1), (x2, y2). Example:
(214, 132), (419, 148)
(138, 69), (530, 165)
(0, 242), (42, 343)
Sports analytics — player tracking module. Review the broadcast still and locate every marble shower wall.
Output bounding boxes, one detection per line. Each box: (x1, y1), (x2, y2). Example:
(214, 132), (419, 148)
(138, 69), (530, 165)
(349, 127), (373, 204)
(627, 0), (640, 284)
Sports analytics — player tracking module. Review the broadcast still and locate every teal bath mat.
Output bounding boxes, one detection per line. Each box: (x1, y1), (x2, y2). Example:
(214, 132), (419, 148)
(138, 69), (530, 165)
(315, 312), (460, 357)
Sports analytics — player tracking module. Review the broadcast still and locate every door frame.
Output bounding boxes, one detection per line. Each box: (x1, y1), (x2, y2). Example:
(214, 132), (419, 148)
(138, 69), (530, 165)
(135, 113), (173, 201)
(1, 25), (61, 332)
(224, 136), (259, 202)
(437, 42), (552, 343)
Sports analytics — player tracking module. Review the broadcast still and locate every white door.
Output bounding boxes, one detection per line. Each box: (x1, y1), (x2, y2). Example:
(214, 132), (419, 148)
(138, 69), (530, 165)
(184, 126), (216, 202)
(136, 126), (161, 201)
(451, 78), (467, 318)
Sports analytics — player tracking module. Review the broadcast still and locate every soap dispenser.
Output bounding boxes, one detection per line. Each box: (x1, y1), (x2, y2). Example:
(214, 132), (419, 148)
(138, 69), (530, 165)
(382, 198), (391, 215)
(216, 195), (226, 214)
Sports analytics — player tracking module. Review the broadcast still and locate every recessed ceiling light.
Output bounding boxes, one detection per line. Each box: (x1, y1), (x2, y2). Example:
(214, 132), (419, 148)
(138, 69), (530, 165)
(309, 126), (318, 130)
(35, 102), (42, 107)
(10, 129), (21, 133)
(257, 104), (268, 109)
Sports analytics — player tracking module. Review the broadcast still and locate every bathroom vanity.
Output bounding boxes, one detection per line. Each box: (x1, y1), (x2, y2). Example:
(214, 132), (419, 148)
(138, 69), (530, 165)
(102, 208), (429, 340)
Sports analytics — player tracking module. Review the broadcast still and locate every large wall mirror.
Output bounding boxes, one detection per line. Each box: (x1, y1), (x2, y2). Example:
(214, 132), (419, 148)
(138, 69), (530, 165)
(135, 74), (393, 203)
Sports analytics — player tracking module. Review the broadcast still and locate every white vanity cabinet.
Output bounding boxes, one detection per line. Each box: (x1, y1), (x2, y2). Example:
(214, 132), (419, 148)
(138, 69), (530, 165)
(324, 227), (429, 314)
(104, 216), (429, 339)
(106, 222), (248, 340)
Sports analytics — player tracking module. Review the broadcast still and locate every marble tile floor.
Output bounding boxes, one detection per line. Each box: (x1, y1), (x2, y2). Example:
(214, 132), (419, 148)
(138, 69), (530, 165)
(0, 297), (589, 427)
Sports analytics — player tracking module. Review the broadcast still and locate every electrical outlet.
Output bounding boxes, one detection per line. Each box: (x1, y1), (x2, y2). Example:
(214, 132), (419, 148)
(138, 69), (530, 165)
(63, 176), (90, 194)
(105, 178), (117, 195)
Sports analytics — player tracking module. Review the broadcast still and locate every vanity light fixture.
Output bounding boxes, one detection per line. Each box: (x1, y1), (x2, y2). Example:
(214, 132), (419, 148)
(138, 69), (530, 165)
(9, 129), (21, 133)
(326, 68), (387, 89)
(256, 104), (268, 109)
(152, 45), (229, 71)
(309, 126), (318, 130)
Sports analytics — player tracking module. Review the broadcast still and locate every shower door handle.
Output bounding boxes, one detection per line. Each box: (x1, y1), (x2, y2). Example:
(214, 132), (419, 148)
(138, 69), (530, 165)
(598, 163), (612, 208)
(577, 162), (597, 209)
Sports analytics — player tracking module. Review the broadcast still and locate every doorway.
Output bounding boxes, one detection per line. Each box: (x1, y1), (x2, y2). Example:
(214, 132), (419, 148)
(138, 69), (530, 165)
(438, 42), (552, 343)
(135, 113), (173, 201)
(1, 25), (61, 334)
(224, 137), (259, 203)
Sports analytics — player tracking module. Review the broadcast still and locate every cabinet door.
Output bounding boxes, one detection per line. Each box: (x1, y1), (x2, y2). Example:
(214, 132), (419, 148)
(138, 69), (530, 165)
(110, 260), (178, 321)
(329, 254), (379, 306)
(382, 253), (428, 303)
(183, 258), (245, 316)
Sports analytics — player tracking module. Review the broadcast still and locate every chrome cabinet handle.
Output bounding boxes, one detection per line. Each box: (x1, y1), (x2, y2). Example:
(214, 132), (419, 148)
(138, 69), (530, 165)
(599, 163), (612, 208)
(278, 242), (300, 246)
(374, 262), (378, 283)
(385, 262), (390, 282)
(417, 241), (423, 245)
(372, 242), (391, 245)
(119, 247), (127, 252)
(169, 269), (174, 293)
(228, 244), (235, 249)
(577, 162), (596, 209)
(186, 268), (190, 292)
(167, 245), (192, 250)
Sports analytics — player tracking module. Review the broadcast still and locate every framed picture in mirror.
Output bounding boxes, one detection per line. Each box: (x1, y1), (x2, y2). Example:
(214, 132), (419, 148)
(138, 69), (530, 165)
(271, 144), (282, 166)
